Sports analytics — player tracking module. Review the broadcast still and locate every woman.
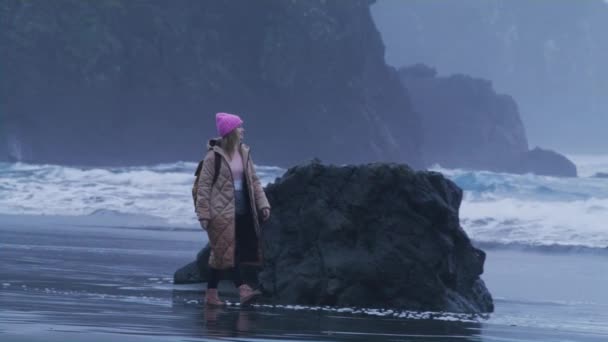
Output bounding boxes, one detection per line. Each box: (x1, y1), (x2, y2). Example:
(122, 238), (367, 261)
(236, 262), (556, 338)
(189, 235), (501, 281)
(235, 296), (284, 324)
(195, 112), (271, 306)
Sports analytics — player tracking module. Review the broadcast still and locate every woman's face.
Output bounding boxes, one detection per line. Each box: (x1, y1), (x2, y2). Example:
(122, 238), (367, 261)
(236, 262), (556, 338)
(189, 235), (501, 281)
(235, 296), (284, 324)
(236, 126), (245, 141)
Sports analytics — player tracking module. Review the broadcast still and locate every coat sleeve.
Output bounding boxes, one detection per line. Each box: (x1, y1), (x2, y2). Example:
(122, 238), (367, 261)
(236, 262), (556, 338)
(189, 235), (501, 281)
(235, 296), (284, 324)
(195, 151), (215, 221)
(249, 155), (271, 210)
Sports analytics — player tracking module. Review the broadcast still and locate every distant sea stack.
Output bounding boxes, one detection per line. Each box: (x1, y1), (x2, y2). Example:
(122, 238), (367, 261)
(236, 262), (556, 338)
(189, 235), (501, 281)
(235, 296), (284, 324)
(175, 161), (494, 313)
(592, 172), (608, 179)
(1, 0), (422, 168)
(399, 64), (577, 177)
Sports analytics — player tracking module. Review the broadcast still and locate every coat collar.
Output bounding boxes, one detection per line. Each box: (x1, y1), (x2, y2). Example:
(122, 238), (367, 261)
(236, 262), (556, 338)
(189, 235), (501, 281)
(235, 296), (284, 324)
(207, 138), (250, 162)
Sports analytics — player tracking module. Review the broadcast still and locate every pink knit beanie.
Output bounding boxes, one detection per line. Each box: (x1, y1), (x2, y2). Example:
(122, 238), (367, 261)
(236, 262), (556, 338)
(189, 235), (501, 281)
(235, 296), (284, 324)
(215, 112), (243, 137)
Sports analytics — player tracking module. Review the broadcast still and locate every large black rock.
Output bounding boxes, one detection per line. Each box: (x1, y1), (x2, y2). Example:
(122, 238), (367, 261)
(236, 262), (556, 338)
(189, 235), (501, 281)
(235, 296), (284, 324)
(176, 161), (494, 313)
(174, 245), (211, 285)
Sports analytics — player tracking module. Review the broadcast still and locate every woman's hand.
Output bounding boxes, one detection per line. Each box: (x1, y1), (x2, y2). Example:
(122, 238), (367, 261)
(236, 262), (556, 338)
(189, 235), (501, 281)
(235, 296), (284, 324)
(261, 208), (271, 222)
(200, 219), (209, 231)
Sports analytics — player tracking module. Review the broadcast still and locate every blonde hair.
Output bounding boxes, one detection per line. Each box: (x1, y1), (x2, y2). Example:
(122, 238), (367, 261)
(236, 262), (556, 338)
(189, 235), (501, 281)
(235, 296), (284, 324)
(220, 129), (240, 158)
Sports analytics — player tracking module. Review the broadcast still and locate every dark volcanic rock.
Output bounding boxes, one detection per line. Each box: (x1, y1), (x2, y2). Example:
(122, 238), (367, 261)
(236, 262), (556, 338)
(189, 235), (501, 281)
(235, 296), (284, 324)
(399, 64), (577, 177)
(0, 0), (422, 168)
(174, 244), (259, 286)
(176, 161), (494, 313)
(174, 245), (211, 284)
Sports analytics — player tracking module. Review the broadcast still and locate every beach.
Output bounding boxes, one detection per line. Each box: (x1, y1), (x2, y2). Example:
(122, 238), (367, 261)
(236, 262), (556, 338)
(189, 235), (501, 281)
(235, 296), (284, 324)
(2, 214), (607, 342)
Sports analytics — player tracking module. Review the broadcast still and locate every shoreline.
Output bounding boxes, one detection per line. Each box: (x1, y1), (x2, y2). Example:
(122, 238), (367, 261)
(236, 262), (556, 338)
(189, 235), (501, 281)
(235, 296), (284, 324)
(2, 218), (608, 341)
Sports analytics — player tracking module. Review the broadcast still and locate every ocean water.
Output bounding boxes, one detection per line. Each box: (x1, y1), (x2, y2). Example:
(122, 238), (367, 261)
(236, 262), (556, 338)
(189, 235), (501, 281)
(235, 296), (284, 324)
(431, 154), (608, 250)
(1, 154), (607, 251)
(0, 161), (282, 227)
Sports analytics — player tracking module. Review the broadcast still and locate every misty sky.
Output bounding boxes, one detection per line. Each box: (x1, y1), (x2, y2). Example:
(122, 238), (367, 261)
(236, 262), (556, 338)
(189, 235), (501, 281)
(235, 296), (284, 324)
(371, 0), (607, 155)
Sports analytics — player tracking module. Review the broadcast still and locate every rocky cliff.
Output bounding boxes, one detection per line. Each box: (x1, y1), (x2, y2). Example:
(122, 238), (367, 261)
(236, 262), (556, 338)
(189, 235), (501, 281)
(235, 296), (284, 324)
(372, 0), (608, 154)
(399, 64), (577, 177)
(0, 0), (423, 168)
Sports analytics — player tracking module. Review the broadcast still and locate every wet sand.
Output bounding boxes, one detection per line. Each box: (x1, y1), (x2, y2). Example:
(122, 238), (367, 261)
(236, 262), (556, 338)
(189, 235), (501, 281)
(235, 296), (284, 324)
(1, 215), (607, 341)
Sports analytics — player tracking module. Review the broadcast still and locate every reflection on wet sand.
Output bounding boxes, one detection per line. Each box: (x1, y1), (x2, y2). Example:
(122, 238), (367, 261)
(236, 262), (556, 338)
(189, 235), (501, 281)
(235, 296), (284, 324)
(170, 288), (485, 341)
(203, 306), (254, 335)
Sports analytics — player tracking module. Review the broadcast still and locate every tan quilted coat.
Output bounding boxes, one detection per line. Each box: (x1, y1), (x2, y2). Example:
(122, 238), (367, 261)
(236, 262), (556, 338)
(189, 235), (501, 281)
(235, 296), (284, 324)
(195, 139), (271, 269)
